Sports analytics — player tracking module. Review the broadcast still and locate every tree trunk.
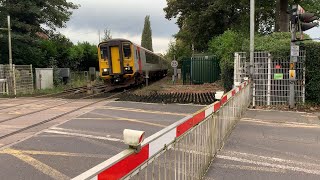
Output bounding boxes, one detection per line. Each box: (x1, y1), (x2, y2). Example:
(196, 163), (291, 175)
(275, 0), (289, 32)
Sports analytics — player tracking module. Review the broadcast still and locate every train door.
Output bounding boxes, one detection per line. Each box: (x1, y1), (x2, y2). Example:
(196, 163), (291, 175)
(110, 46), (121, 74)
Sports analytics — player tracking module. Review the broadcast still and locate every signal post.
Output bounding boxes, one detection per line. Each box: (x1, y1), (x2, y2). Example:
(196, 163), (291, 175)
(289, 5), (318, 108)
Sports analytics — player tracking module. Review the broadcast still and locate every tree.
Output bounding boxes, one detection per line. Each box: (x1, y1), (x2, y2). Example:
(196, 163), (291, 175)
(102, 28), (112, 42)
(0, 0), (78, 67)
(0, 0), (79, 35)
(141, 15), (153, 52)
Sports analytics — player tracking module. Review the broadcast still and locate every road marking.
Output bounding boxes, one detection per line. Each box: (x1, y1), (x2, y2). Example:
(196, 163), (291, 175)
(248, 108), (307, 114)
(75, 116), (167, 128)
(214, 163), (286, 173)
(44, 130), (123, 142)
(17, 149), (111, 159)
(223, 151), (320, 170)
(99, 106), (189, 116)
(217, 155), (320, 175)
(301, 115), (318, 118)
(2, 148), (70, 180)
(88, 111), (168, 127)
(241, 118), (320, 129)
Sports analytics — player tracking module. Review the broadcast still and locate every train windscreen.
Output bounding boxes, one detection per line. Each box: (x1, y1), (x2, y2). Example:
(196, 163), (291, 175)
(100, 46), (108, 60)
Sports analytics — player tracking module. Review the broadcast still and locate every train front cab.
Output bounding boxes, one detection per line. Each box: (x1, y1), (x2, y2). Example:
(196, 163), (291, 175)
(99, 40), (135, 84)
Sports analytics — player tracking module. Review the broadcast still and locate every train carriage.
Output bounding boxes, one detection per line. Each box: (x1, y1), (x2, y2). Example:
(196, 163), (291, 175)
(98, 39), (168, 85)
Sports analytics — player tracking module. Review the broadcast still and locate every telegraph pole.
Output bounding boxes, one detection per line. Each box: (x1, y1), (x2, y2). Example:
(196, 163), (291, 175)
(249, 0), (255, 78)
(8, 15), (12, 72)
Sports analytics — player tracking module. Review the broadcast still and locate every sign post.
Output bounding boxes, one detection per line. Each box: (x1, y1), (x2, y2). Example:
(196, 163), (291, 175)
(171, 59), (178, 84)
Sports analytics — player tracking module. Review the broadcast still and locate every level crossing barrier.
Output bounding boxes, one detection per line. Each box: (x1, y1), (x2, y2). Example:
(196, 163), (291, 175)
(72, 80), (252, 180)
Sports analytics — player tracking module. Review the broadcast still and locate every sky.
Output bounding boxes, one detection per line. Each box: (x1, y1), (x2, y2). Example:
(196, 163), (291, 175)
(59, 0), (179, 54)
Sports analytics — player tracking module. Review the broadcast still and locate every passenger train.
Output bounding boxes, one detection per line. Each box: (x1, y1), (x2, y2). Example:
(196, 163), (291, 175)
(98, 39), (169, 85)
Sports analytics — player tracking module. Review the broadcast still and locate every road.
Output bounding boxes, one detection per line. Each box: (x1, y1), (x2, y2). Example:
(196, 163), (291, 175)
(205, 109), (320, 180)
(0, 97), (204, 180)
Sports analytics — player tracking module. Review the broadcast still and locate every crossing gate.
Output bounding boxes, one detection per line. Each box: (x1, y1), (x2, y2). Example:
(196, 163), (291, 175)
(182, 56), (220, 85)
(0, 64), (34, 95)
(234, 51), (305, 106)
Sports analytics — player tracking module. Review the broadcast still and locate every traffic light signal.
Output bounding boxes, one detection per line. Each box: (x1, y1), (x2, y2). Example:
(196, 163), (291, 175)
(298, 12), (319, 31)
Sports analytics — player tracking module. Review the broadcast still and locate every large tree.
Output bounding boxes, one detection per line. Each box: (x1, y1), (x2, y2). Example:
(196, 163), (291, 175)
(141, 15), (153, 52)
(164, 0), (320, 53)
(0, 0), (79, 35)
(0, 0), (79, 66)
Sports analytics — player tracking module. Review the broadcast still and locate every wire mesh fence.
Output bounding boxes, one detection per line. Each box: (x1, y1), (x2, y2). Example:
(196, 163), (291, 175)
(124, 82), (251, 180)
(234, 51), (305, 106)
(0, 64), (34, 95)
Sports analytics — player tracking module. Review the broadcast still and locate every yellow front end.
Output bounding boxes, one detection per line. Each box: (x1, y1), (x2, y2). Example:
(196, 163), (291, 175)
(98, 41), (135, 83)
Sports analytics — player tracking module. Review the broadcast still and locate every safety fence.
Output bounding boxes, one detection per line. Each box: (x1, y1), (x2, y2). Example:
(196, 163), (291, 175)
(0, 64), (34, 95)
(182, 56), (220, 85)
(234, 52), (305, 106)
(72, 80), (251, 180)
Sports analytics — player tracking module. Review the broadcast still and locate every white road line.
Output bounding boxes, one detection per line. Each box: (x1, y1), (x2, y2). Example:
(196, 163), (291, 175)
(217, 155), (320, 175)
(222, 151), (320, 170)
(214, 163), (286, 173)
(44, 130), (123, 142)
(241, 118), (320, 128)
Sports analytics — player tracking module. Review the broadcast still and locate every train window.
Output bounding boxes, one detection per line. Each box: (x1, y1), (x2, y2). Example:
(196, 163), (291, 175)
(100, 46), (108, 60)
(123, 44), (131, 58)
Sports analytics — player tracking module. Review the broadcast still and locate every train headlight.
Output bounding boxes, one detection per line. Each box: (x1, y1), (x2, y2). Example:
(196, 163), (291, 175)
(103, 68), (108, 72)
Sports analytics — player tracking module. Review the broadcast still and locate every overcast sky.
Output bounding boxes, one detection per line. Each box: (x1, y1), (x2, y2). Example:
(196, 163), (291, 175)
(60, 0), (320, 53)
(59, 0), (178, 53)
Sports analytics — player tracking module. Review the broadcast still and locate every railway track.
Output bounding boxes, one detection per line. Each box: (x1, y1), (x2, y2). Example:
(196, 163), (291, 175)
(118, 92), (217, 105)
(0, 84), (109, 111)
(0, 84), (131, 144)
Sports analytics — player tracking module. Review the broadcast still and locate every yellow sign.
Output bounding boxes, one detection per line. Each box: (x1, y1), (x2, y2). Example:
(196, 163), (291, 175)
(289, 70), (296, 80)
(290, 63), (295, 70)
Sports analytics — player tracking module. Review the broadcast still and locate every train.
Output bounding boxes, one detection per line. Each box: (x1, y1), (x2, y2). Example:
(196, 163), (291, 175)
(98, 39), (169, 85)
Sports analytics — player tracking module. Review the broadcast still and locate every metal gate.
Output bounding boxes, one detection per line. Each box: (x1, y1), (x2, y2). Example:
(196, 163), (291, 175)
(182, 56), (220, 85)
(234, 52), (305, 106)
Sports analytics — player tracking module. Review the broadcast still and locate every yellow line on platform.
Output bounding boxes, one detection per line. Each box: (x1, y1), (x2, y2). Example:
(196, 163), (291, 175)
(1, 148), (70, 180)
(99, 106), (188, 116)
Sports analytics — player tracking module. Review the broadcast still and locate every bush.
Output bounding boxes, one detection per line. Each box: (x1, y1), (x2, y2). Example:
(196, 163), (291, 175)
(208, 30), (245, 90)
(304, 42), (320, 104)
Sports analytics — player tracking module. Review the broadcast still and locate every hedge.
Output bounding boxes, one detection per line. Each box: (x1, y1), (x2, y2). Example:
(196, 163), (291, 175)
(209, 31), (320, 104)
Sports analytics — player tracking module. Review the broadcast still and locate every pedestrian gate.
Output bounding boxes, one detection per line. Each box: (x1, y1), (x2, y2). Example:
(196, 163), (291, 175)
(234, 52), (305, 106)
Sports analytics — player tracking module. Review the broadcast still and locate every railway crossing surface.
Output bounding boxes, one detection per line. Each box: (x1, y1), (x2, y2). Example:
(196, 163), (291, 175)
(0, 98), (204, 179)
(205, 109), (320, 180)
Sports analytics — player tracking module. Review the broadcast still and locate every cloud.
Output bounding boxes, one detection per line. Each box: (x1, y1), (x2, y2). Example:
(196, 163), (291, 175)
(59, 0), (178, 52)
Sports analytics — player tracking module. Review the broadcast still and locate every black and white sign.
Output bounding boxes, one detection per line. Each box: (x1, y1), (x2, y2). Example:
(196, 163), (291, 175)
(171, 60), (178, 68)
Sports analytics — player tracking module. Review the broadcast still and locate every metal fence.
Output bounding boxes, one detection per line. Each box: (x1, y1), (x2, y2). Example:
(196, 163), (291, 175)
(234, 52), (305, 106)
(182, 56), (220, 85)
(0, 64), (34, 95)
(72, 80), (251, 180)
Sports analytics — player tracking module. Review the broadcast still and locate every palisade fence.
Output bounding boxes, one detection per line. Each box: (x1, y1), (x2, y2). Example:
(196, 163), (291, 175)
(182, 56), (220, 85)
(0, 64), (34, 95)
(234, 51), (305, 106)
(72, 80), (251, 180)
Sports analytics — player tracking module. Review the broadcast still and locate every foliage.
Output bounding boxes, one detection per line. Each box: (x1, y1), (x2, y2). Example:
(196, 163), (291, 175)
(208, 30), (246, 90)
(303, 42), (320, 104)
(141, 15), (153, 52)
(165, 39), (192, 67)
(102, 28), (112, 42)
(0, 0), (79, 35)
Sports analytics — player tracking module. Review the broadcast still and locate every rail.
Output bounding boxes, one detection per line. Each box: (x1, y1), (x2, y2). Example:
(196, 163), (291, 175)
(72, 80), (251, 180)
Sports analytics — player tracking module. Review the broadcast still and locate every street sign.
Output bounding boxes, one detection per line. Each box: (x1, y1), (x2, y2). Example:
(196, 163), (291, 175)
(274, 73), (283, 80)
(291, 45), (299, 57)
(171, 60), (178, 68)
(289, 70), (296, 80)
